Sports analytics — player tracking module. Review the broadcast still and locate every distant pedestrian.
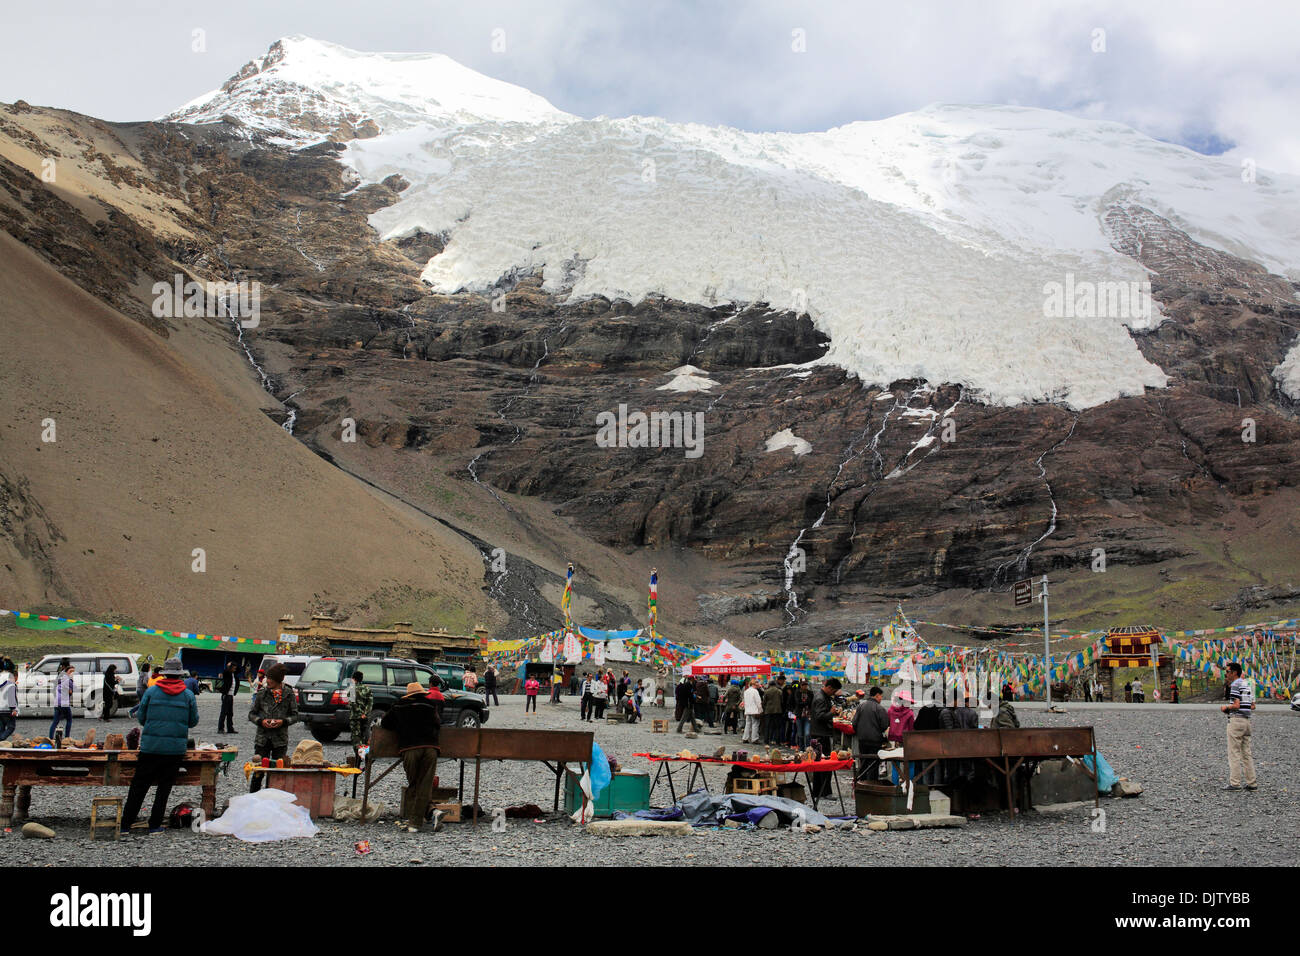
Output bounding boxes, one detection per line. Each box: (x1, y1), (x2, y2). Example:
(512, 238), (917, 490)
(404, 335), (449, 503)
(131, 665), (160, 719)
(462, 665), (478, 693)
(551, 670), (563, 704)
(795, 682), (814, 749)
(49, 658), (75, 739)
(349, 670), (373, 752)
(482, 665), (499, 706)
(0, 665), (18, 741)
(1123, 681), (1132, 703)
(248, 663), (299, 792)
(992, 690), (1020, 729)
(580, 672), (593, 720)
(1170, 680), (1179, 704)
(1221, 662), (1257, 791)
(762, 676), (784, 744)
(121, 658), (198, 834)
(1083, 680), (1092, 702)
(722, 680), (742, 734)
(101, 663), (119, 721)
(695, 676), (713, 728)
(675, 676), (697, 733)
(524, 674), (539, 712)
(591, 673), (609, 720)
(1131, 679), (1144, 703)
(742, 678), (763, 743)
(216, 661), (238, 734)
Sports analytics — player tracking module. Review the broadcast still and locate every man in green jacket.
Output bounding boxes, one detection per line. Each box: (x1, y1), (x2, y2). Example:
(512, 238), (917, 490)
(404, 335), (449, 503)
(349, 668), (373, 756)
(248, 662), (299, 792)
(121, 657), (199, 833)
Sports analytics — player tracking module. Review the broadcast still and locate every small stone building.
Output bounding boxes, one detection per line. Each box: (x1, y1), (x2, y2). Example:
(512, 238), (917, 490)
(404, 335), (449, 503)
(1099, 625), (1173, 700)
(276, 614), (487, 664)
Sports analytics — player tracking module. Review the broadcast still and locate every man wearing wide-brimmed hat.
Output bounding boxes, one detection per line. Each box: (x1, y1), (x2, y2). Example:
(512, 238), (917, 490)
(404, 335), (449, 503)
(121, 657), (198, 833)
(380, 681), (444, 833)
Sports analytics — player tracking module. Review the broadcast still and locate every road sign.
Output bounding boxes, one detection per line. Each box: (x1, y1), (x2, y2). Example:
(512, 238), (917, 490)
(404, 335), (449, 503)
(848, 641), (870, 654)
(1013, 579), (1033, 607)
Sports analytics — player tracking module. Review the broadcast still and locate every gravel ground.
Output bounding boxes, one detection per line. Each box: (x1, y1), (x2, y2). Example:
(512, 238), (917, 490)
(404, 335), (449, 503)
(4, 694), (1297, 866)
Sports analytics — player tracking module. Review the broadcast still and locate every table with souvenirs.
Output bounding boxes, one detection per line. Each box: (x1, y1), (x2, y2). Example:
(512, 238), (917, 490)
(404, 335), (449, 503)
(0, 739), (239, 826)
(634, 745), (854, 815)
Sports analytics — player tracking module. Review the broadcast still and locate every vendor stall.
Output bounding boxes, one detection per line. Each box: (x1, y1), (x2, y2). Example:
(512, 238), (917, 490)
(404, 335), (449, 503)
(0, 746), (238, 825)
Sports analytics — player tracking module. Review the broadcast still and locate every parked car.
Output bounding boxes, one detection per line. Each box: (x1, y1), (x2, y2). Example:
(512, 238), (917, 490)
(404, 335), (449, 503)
(16, 653), (144, 717)
(295, 656), (489, 743)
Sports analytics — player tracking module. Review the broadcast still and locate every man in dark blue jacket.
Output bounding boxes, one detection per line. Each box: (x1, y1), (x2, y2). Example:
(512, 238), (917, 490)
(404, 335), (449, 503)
(121, 657), (199, 833)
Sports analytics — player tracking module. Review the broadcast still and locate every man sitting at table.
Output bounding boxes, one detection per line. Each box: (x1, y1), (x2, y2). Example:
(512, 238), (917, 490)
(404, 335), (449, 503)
(380, 681), (444, 834)
(121, 657), (198, 834)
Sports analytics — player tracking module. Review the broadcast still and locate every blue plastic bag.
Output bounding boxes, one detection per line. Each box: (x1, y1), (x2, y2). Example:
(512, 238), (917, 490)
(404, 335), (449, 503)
(1081, 751), (1118, 793)
(589, 741), (612, 799)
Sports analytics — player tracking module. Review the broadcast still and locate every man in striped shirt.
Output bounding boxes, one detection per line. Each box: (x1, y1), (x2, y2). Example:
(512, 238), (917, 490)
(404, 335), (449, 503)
(1220, 662), (1257, 791)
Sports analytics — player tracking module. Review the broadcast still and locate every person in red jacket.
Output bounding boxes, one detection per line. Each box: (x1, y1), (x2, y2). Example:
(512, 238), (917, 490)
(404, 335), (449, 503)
(524, 674), (540, 713)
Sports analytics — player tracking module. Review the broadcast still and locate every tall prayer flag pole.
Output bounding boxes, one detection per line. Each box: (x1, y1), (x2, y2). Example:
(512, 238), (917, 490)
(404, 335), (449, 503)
(648, 567), (658, 637)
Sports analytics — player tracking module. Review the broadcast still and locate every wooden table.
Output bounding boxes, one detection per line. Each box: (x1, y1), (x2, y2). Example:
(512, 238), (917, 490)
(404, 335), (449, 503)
(634, 754), (853, 815)
(363, 727), (594, 826)
(901, 727), (1099, 815)
(0, 748), (238, 825)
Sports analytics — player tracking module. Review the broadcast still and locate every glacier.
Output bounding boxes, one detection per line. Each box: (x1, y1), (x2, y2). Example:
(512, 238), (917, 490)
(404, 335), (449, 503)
(168, 36), (1300, 409)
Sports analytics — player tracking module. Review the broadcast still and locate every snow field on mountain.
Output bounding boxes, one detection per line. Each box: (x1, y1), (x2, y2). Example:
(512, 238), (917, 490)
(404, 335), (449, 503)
(169, 37), (1300, 407)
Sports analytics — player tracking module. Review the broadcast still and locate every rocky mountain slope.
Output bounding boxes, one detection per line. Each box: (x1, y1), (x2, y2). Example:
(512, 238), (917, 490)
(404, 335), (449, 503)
(3, 38), (1300, 645)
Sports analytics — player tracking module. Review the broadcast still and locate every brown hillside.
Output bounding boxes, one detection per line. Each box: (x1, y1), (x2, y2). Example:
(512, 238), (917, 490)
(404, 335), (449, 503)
(0, 229), (491, 640)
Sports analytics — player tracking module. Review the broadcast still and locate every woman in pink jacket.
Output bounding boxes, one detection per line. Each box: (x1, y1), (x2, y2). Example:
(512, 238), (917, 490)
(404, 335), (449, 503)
(887, 691), (916, 744)
(524, 675), (540, 713)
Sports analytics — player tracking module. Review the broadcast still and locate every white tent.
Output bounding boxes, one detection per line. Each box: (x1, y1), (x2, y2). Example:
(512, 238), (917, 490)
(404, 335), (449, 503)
(683, 639), (771, 676)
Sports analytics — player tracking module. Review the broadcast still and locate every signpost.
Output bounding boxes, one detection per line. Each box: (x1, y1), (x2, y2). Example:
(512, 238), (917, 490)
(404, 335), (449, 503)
(848, 641), (871, 654)
(1013, 577), (1051, 705)
(1041, 575), (1051, 707)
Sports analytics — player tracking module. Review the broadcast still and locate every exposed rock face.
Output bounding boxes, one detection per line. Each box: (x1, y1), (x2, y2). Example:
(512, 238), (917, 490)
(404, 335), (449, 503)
(2, 102), (1299, 642)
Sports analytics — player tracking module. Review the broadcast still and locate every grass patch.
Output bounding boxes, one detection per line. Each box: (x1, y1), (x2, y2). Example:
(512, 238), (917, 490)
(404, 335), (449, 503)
(0, 617), (173, 665)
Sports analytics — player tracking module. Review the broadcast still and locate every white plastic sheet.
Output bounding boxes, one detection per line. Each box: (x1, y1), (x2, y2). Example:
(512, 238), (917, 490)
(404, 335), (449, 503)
(200, 788), (319, 843)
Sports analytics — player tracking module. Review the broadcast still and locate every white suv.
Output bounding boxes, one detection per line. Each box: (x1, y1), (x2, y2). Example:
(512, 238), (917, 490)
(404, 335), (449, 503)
(17, 653), (144, 718)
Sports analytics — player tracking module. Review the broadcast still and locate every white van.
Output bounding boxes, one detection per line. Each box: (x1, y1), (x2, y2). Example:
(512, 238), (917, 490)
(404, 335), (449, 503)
(257, 655), (313, 688)
(16, 653), (144, 718)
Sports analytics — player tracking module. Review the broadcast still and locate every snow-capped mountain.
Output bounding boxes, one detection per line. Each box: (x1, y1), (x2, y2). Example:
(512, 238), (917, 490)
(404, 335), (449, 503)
(167, 36), (1300, 409)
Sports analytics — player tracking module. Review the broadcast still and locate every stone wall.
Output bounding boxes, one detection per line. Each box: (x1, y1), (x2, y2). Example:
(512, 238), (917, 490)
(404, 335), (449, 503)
(276, 614), (488, 661)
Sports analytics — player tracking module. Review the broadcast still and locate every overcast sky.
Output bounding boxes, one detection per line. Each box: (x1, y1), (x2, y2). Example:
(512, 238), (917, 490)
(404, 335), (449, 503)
(2, 0), (1297, 173)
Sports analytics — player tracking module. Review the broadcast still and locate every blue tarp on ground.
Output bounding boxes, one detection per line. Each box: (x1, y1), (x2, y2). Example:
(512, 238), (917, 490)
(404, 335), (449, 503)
(676, 788), (831, 827)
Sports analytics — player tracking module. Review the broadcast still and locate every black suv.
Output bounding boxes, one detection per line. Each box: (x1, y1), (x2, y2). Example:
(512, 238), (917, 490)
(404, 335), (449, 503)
(295, 656), (489, 743)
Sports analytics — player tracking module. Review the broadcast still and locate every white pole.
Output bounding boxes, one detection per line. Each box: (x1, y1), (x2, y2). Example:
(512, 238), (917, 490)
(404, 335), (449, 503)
(1042, 575), (1051, 707)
